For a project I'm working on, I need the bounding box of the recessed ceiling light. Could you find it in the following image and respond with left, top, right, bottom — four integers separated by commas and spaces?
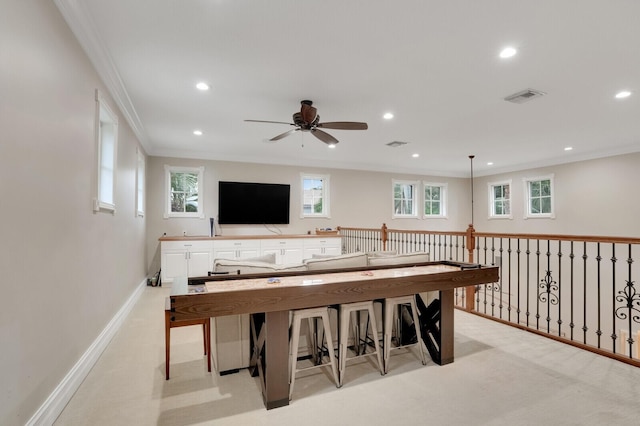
487, 162, 494, 166
412, 153, 420, 158
383, 112, 394, 120
499, 47, 517, 58
615, 90, 631, 99
564, 146, 573, 151
193, 130, 203, 136
328, 143, 336, 149
196, 82, 210, 91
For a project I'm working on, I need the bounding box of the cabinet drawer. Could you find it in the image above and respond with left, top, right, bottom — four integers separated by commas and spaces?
214, 239, 261, 250
162, 240, 213, 251
261, 239, 303, 249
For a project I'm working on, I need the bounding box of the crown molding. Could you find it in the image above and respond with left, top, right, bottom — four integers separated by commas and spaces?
54, 0, 148, 150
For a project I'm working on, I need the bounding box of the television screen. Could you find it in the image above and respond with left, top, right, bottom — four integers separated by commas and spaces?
218, 181, 290, 225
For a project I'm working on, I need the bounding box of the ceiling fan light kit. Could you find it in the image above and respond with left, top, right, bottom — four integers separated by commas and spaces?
246, 100, 368, 145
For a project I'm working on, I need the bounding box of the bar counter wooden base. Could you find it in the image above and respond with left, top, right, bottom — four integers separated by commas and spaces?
172, 261, 498, 409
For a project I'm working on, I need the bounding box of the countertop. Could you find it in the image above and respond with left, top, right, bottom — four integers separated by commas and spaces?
159, 233, 341, 241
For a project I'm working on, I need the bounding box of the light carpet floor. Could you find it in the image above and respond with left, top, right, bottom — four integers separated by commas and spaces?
54, 285, 640, 425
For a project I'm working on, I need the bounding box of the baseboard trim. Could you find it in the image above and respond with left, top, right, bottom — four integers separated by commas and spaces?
26, 279, 147, 426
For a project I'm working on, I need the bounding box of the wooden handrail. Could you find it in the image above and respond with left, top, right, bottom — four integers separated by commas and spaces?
339, 223, 640, 368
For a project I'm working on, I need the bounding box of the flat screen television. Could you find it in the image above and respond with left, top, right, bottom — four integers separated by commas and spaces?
218, 181, 291, 225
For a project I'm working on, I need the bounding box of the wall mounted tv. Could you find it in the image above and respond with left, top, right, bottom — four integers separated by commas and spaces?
218, 181, 291, 225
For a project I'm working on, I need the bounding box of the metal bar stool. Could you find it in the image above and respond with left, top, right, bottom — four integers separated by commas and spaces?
289, 306, 340, 400
337, 301, 384, 386
383, 295, 427, 373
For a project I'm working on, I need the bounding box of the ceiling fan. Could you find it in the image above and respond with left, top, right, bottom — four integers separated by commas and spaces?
245, 100, 368, 145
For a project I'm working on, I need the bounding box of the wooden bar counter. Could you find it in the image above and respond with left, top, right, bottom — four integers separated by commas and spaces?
169, 261, 498, 409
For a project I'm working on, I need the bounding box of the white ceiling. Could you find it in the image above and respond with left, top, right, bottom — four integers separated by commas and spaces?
57, 0, 640, 177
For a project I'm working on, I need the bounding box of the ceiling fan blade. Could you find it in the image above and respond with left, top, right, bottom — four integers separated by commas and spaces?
245, 119, 294, 126
270, 128, 299, 141
317, 121, 368, 130
311, 128, 339, 145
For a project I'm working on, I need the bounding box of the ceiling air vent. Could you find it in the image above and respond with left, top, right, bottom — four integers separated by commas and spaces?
386, 141, 409, 148
504, 89, 546, 104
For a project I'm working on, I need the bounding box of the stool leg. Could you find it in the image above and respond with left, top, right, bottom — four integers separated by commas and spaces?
289, 315, 302, 400
320, 311, 340, 388
338, 307, 350, 386
383, 300, 393, 374
367, 305, 385, 375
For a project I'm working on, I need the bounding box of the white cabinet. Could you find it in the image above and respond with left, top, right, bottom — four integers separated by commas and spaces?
261, 239, 304, 264
160, 236, 342, 283
213, 239, 261, 260
303, 237, 342, 259
161, 241, 213, 283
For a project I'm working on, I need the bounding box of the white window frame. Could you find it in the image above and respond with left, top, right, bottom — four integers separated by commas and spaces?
135, 147, 145, 217
488, 180, 512, 219
523, 174, 555, 219
423, 181, 448, 219
392, 179, 419, 218
94, 89, 118, 214
300, 173, 331, 218
164, 165, 205, 219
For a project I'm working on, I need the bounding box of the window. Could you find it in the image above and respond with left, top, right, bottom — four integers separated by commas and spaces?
489, 180, 512, 219
524, 175, 554, 218
423, 182, 447, 218
164, 165, 204, 218
94, 90, 118, 213
393, 180, 418, 218
301, 174, 330, 217
136, 148, 145, 217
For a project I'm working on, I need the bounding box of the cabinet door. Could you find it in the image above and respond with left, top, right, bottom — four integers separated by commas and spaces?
237, 248, 260, 259
261, 248, 281, 262
323, 245, 342, 256
188, 250, 213, 277
281, 247, 304, 263
213, 248, 237, 261
262, 239, 304, 263
303, 237, 342, 259
162, 251, 188, 282
214, 240, 261, 260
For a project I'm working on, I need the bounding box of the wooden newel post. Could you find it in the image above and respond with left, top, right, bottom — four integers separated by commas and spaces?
381, 223, 388, 251
465, 224, 476, 311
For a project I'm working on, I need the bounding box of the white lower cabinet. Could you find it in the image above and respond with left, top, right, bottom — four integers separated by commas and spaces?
210, 314, 251, 374
212, 239, 261, 261
261, 239, 304, 264
161, 241, 213, 283
302, 237, 342, 259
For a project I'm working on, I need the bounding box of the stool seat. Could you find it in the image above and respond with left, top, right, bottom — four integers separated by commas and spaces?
383, 295, 427, 373
337, 301, 384, 386
289, 306, 340, 400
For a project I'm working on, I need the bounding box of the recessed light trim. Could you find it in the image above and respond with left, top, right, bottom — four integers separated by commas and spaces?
615, 90, 631, 99
193, 130, 203, 136
499, 47, 517, 58
196, 82, 210, 91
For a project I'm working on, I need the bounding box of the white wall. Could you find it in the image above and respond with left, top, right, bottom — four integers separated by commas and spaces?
145, 157, 471, 271
472, 153, 640, 238
0, 1, 146, 424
